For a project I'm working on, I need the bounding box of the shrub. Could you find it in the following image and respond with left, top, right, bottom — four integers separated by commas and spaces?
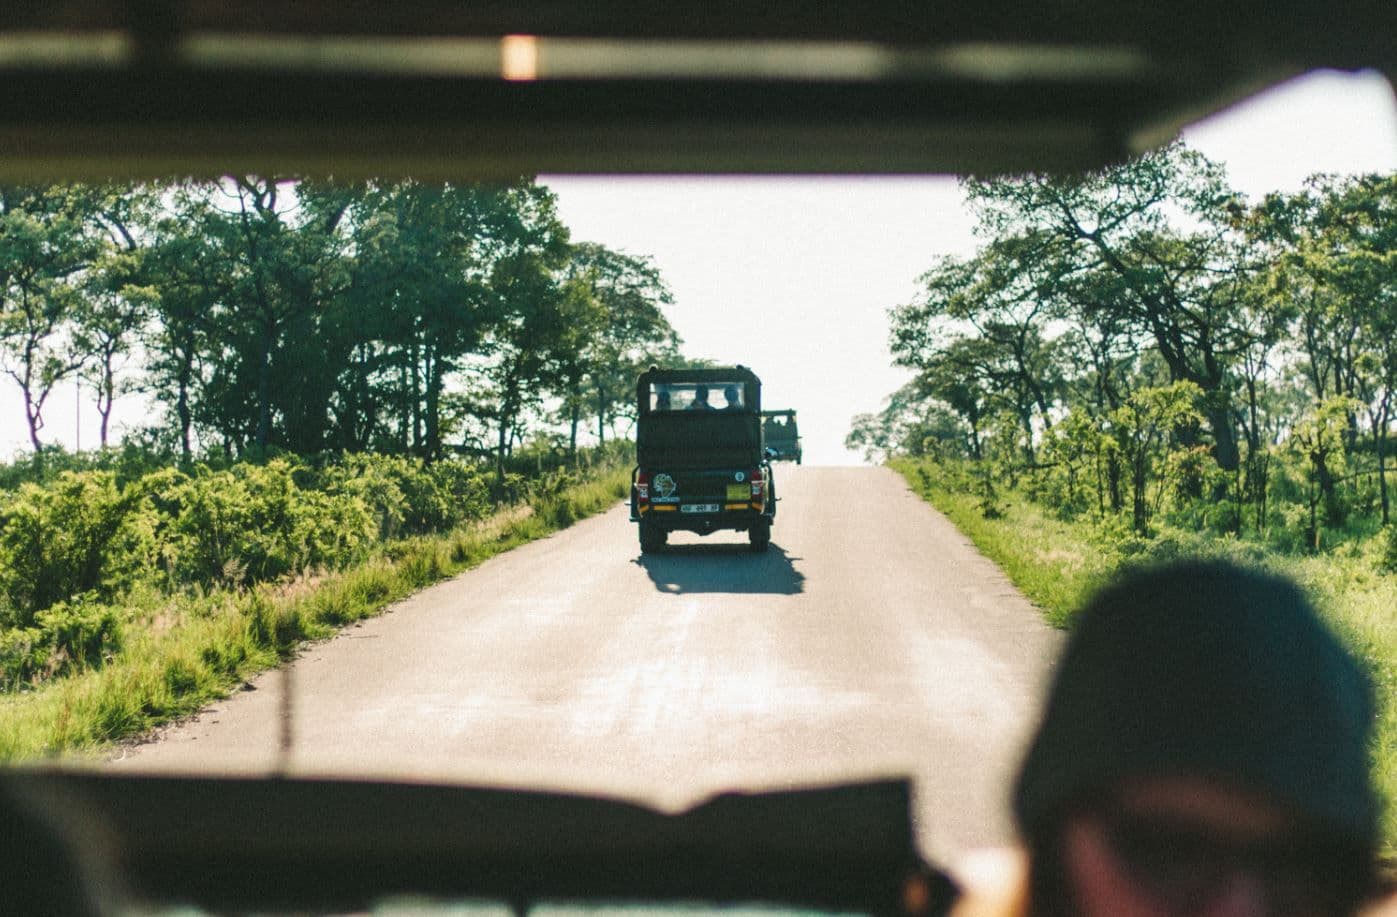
168, 460, 326, 586
35, 595, 124, 675
0, 626, 45, 689
0, 471, 159, 625
319, 453, 491, 539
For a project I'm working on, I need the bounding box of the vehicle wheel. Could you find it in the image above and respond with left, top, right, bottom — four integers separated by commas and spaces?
639, 523, 667, 554
748, 520, 771, 553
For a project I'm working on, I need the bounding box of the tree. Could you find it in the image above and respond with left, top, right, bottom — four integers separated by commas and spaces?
1288, 396, 1362, 547
964, 143, 1264, 475
336, 181, 524, 458
846, 381, 971, 463
1106, 381, 1204, 534
557, 242, 681, 454
1257, 174, 1397, 526
141, 188, 231, 462
178, 177, 351, 456
891, 250, 1060, 466
470, 184, 572, 475
72, 186, 159, 449
0, 186, 109, 454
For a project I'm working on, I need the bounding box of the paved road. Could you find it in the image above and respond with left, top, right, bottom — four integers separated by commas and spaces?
114, 466, 1063, 867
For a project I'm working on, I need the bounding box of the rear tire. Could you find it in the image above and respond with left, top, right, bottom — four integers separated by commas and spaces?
639, 522, 667, 554
748, 520, 771, 553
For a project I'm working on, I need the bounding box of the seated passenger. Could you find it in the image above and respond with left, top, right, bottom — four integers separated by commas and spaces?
957, 560, 1383, 917
654, 390, 672, 411
687, 384, 714, 410
722, 385, 743, 411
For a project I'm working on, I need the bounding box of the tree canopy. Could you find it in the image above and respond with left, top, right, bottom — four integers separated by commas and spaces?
0, 178, 685, 467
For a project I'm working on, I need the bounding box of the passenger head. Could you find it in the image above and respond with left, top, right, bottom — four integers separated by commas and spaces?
1014, 560, 1378, 917
693, 384, 709, 404
723, 385, 740, 408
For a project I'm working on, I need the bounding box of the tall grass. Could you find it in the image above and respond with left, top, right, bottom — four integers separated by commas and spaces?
0, 467, 631, 761
892, 457, 1397, 857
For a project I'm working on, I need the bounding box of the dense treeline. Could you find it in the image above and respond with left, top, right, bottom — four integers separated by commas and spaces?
850, 144, 1396, 563
0, 178, 681, 469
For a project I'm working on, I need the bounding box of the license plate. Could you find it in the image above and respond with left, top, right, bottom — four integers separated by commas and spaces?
681, 503, 720, 513
726, 484, 749, 501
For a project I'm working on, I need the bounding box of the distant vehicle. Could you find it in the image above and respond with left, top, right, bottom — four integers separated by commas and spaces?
761, 410, 803, 464
630, 366, 777, 553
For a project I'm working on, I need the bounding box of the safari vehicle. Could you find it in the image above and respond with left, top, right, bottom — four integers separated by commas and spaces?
630, 366, 777, 553
0, 2, 1392, 917
761, 410, 803, 464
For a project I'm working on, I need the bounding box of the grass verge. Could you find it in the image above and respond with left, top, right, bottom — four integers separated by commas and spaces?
0, 466, 631, 761
891, 457, 1397, 857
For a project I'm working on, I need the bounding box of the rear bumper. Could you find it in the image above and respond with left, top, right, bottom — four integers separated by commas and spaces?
634, 504, 771, 533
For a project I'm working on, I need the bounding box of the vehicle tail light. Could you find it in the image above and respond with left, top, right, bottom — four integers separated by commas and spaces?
750, 467, 764, 498
636, 470, 650, 505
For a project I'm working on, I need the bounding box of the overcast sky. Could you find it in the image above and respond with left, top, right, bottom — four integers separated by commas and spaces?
3, 70, 1395, 463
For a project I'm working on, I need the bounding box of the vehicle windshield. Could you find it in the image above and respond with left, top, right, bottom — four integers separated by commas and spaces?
0, 64, 1393, 916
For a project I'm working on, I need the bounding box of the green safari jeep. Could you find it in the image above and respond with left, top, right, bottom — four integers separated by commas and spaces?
629, 366, 777, 553
760, 410, 802, 464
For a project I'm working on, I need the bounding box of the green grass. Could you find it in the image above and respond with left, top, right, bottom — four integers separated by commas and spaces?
891, 457, 1397, 858
0, 466, 631, 761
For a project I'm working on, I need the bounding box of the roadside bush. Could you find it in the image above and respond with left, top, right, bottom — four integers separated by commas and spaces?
0, 471, 159, 626
0, 626, 45, 689
35, 594, 124, 675
320, 454, 491, 539
427, 459, 491, 529
168, 460, 359, 586
319, 454, 411, 540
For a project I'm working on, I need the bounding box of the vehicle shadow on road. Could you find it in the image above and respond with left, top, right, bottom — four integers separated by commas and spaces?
634, 544, 806, 595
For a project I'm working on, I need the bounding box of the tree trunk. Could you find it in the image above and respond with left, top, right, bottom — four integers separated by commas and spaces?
1131, 453, 1148, 534
97, 349, 116, 448
1377, 397, 1391, 527
253, 322, 275, 454
24, 386, 43, 454
424, 345, 442, 463
176, 351, 194, 464
410, 340, 423, 455
569, 394, 580, 457
1107, 452, 1123, 512
595, 383, 607, 446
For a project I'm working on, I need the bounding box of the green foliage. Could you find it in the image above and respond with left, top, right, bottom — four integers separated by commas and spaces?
1, 179, 682, 470
34, 595, 124, 675
0, 626, 45, 689
1383, 524, 1397, 574
0, 470, 159, 625
870, 151, 1397, 574
166, 460, 350, 586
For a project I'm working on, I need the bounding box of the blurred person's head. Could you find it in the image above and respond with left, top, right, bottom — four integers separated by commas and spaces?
1013, 560, 1379, 917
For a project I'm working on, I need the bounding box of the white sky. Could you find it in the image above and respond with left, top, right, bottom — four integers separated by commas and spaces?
3, 69, 1395, 464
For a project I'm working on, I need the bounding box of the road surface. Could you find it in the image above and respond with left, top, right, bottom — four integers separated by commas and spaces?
114, 465, 1063, 867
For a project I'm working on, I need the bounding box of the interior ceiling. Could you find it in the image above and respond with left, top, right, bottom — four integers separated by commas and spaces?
0, 1, 1392, 179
